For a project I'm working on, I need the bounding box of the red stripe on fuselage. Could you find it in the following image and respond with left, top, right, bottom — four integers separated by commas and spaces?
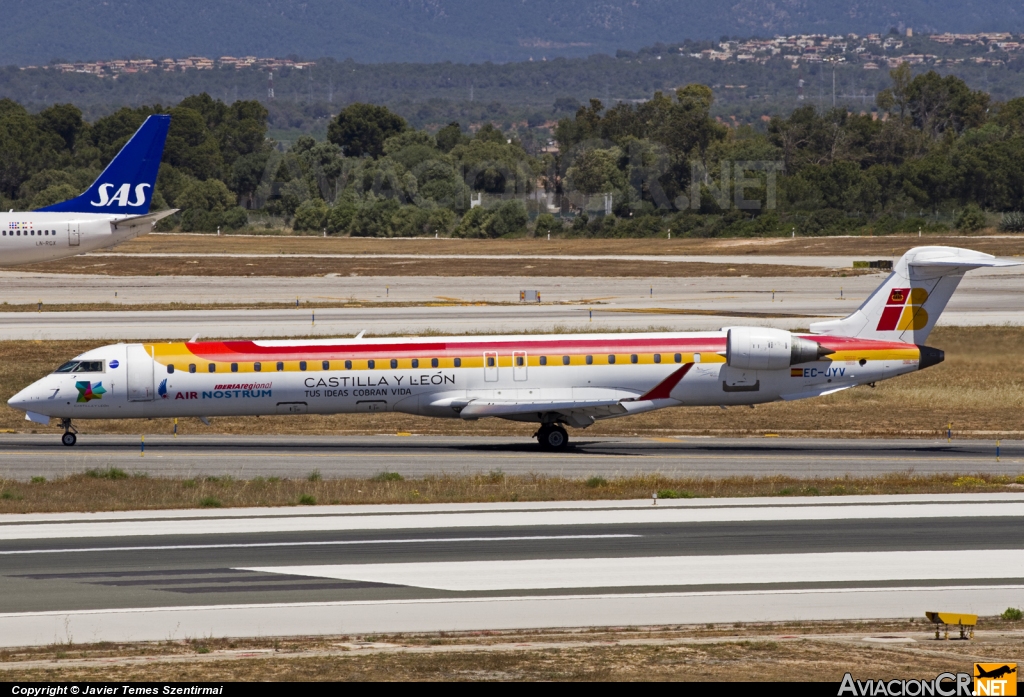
185, 337, 729, 361
180, 334, 916, 362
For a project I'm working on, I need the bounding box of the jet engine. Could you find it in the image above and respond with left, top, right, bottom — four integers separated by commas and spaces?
726, 327, 834, 371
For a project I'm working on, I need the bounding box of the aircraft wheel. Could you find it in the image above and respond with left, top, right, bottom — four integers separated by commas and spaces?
538, 425, 569, 450
61, 432, 77, 447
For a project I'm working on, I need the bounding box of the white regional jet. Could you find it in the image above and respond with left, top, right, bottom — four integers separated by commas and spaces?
0, 115, 174, 266
7, 246, 1016, 448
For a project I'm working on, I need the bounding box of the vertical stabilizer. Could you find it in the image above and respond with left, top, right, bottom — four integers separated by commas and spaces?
809, 246, 1019, 344
36, 114, 171, 215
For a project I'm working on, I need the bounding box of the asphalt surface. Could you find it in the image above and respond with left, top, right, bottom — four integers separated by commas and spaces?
3, 266, 1023, 339
0, 435, 1019, 480
0, 494, 1022, 645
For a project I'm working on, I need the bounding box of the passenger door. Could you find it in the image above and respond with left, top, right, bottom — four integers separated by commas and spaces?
126, 344, 155, 401
67, 223, 80, 247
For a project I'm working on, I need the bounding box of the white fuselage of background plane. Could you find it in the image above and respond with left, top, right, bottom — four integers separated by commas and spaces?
0, 212, 150, 266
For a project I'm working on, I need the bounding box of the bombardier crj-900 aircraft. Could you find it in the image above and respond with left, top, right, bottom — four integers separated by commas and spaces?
8, 246, 1017, 448
0, 115, 173, 266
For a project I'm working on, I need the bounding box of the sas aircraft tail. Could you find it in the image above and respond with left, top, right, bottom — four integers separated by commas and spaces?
36, 114, 171, 215
809, 246, 1018, 344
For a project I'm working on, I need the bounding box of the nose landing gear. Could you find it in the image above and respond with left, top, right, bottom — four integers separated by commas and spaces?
535, 424, 569, 450
60, 418, 78, 447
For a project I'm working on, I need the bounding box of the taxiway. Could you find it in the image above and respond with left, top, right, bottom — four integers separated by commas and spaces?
0, 435, 1018, 480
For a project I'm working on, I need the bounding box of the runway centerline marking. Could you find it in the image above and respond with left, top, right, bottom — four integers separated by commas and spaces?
0, 534, 639, 556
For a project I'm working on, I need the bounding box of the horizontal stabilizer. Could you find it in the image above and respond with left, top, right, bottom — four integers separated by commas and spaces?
111, 209, 178, 231
809, 246, 1020, 344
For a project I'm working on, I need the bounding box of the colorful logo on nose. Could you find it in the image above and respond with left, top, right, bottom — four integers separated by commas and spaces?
75, 381, 106, 403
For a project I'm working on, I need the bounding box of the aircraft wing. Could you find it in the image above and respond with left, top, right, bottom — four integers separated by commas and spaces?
459, 398, 628, 420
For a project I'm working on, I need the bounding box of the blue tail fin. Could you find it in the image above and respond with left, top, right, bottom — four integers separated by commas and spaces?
36, 114, 171, 215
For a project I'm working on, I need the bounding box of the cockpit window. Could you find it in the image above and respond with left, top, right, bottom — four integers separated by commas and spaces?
54, 360, 104, 373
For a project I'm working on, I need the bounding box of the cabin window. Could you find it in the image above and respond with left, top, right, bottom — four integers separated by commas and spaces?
431, 358, 439, 368
189, 364, 197, 373
390, 358, 398, 369
453, 358, 461, 367
345, 360, 352, 370
487, 356, 495, 368
654, 354, 661, 364
585, 355, 593, 365
322, 360, 330, 370
299, 361, 307, 371
630, 354, 638, 364
276, 362, 284, 371
208, 364, 216, 373
368, 360, 375, 369
167, 365, 175, 374
516, 355, 525, 367
231, 363, 238, 373
254, 362, 262, 372
607, 355, 615, 364
674, 353, 682, 363
562, 355, 570, 365
411, 359, 419, 368
539, 356, 547, 366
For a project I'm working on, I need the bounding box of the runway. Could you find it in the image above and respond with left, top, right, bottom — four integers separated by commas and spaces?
0, 434, 1018, 480
0, 494, 1021, 646
2, 267, 1023, 338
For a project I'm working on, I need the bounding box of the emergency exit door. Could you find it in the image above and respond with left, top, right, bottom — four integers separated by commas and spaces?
68, 223, 80, 247
483, 351, 498, 382
513, 351, 527, 381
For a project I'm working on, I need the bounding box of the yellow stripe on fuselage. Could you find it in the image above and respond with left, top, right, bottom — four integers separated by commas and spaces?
147, 343, 920, 374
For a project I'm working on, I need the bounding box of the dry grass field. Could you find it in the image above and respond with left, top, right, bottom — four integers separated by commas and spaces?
109, 232, 1024, 258
13, 232, 1024, 276
2, 621, 1021, 681
18, 257, 853, 277
2, 471, 1022, 514
2, 326, 1022, 439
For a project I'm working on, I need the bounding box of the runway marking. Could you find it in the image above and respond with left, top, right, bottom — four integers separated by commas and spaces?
0, 534, 639, 556
5, 584, 1024, 620
3, 502, 1023, 541
243, 550, 1024, 592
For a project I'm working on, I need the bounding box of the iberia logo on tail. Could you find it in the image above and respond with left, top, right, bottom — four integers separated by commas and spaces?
75, 381, 106, 403
877, 287, 929, 331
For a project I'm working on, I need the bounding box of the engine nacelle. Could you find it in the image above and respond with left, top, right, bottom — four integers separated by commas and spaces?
726, 327, 833, 370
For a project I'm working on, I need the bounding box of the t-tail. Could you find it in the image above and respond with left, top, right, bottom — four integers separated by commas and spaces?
810, 246, 1019, 345
35, 114, 171, 215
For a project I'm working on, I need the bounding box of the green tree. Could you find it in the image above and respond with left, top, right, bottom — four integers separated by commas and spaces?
328, 103, 407, 158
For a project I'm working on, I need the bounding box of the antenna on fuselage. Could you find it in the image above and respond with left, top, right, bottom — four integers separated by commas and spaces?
188, 333, 201, 343
354, 330, 366, 339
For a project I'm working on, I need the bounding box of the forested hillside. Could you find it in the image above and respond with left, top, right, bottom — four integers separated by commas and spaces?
5, 0, 1024, 65
2, 66, 1023, 239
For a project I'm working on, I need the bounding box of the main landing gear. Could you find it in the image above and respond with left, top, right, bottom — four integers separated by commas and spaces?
536, 424, 569, 450
60, 418, 77, 447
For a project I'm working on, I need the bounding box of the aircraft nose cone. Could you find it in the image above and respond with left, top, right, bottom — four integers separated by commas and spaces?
8, 385, 40, 411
